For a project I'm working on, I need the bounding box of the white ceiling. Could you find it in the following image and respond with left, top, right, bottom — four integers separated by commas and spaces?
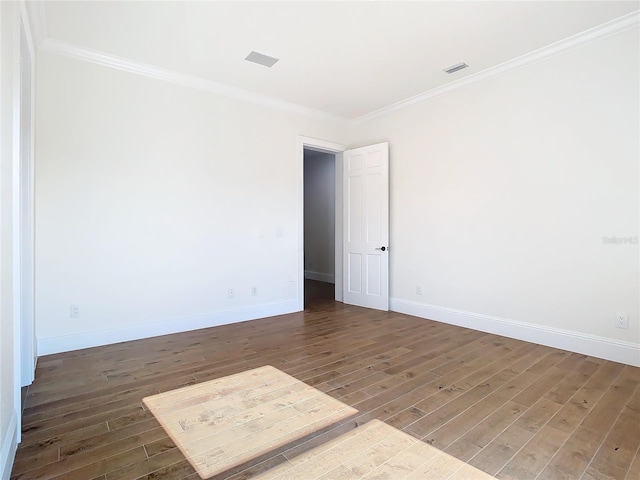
40, 1, 639, 119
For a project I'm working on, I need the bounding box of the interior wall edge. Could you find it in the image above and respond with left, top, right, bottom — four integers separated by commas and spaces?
0, 411, 17, 480
36, 300, 298, 356
391, 298, 640, 367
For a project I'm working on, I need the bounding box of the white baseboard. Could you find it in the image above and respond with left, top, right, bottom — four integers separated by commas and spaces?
391, 298, 640, 367
1, 411, 18, 480
37, 300, 299, 356
36, 296, 640, 365
304, 270, 335, 284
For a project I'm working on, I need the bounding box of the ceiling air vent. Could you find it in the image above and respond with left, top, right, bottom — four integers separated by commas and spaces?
444, 62, 469, 74
245, 51, 279, 68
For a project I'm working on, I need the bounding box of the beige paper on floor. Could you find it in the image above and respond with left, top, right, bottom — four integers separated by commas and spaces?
143, 365, 358, 479
255, 420, 496, 480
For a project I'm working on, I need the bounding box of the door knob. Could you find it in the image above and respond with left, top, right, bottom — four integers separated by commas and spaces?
376, 246, 387, 251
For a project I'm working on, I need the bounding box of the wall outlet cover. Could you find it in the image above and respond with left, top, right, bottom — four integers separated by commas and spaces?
616, 312, 629, 329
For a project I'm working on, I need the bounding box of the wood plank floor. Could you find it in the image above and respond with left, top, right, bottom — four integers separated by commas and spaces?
11, 291, 640, 479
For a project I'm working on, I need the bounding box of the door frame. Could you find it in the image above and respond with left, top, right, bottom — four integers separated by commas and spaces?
297, 136, 347, 310
7, 2, 37, 448
17, 8, 36, 387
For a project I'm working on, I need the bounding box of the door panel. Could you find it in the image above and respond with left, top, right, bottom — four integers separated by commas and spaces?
348, 253, 363, 293
366, 172, 382, 243
366, 254, 382, 295
343, 142, 389, 310
347, 175, 363, 242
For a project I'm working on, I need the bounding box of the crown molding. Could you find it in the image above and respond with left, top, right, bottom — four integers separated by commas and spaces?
40, 37, 349, 124
37, 10, 638, 125
356, 10, 640, 124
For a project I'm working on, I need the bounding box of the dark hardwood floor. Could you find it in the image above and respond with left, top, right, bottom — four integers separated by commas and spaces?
11, 293, 640, 479
304, 279, 335, 306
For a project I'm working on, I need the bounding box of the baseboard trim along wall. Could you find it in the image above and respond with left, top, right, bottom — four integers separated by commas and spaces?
37, 297, 639, 365
37, 300, 299, 356
391, 298, 640, 367
304, 270, 336, 284
1, 412, 18, 480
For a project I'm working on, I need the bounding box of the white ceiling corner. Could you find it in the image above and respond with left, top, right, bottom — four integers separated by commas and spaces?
357, 9, 640, 123
37, 1, 640, 122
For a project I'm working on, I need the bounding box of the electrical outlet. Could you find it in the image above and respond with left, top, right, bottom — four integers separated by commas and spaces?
416, 285, 423, 295
616, 312, 629, 329
227, 288, 235, 299
251, 286, 258, 296
70, 305, 79, 318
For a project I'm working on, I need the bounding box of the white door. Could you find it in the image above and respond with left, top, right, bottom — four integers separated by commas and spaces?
343, 142, 389, 310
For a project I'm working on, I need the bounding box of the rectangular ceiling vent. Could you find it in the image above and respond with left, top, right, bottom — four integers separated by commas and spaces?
444, 62, 469, 74
245, 51, 279, 68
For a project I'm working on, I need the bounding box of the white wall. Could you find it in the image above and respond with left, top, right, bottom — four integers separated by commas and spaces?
34, 20, 639, 366
35, 51, 348, 354
350, 26, 640, 365
304, 151, 335, 283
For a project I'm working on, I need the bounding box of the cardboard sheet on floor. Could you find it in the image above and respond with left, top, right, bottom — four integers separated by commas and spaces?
255, 419, 496, 479
143, 365, 357, 479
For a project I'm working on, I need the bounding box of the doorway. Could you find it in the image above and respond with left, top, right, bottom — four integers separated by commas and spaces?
298, 138, 390, 312
304, 149, 336, 307
297, 137, 347, 311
